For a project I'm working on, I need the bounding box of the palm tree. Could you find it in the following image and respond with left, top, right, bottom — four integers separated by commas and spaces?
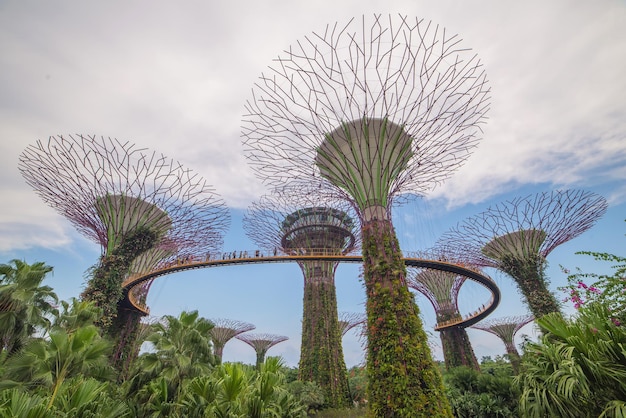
126, 310, 216, 410
0, 324, 114, 408
0, 259, 58, 355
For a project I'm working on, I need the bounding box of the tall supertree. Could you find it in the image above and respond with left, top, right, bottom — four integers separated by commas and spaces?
18, 134, 230, 372
241, 14, 490, 416
438, 190, 607, 319
407, 251, 482, 371
243, 190, 359, 408
471, 315, 534, 374
235, 333, 288, 370
209, 318, 256, 363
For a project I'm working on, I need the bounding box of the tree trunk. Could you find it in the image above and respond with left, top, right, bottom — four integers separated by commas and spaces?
362, 219, 452, 417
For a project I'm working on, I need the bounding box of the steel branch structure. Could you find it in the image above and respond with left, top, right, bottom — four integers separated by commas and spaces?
438, 189, 607, 318
242, 14, 490, 220
19, 135, 229, 260
18, 134, 230, 371
407, 249, 481, 370
471, 315, 534, 374
209, 318, 256, 363
19, 135, 230, 305
243, 189, 358, 407
241, 14, 490, 415
235, 332, 288, 370
338, 312, 366, 337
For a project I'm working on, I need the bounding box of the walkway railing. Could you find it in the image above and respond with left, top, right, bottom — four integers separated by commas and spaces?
123, 250, 500, 330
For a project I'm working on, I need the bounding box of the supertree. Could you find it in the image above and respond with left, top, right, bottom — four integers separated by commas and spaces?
209, 318, 256, 363
235, 333, 288, 370
243, 189, 359, 408
241, 14, 490, 416
18, 134, 230, 372
407, 250, 482, 371
338, 312, 366, 338
471, 315, 534, 374
438, 189, 607, 320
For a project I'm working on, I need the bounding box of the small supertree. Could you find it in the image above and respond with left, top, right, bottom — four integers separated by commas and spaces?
236, 333, 288, 370
338, 312, 366, 338
242, 14, 490, 416
407, 254, 481, 371
439, 190, 607, 319
471, 315, 534, 374
19, 134, 230, 372
243, 190, 358, 408
209, 318, 256, 363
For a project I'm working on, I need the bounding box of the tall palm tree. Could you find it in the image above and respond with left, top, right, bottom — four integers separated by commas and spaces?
0, 259, 58, 355
126, 310, 216, 408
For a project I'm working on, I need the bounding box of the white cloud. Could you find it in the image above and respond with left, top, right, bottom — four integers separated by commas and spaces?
1, 0, 624, 251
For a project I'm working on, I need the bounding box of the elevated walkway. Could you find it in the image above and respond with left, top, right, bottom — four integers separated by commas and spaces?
122, 249, 500, 330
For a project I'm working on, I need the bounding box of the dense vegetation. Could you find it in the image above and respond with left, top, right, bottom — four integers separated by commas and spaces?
0, 221, 623, 416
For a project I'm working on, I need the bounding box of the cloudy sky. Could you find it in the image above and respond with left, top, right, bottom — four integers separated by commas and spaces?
1, 0, 625, 367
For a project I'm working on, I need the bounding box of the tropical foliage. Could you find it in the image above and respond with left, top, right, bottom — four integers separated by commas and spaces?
0, 259, 58, 356
516, 303, 626, 417
560, 233, 626, 322
444, 361, 519, 418
362, 219, 452, 417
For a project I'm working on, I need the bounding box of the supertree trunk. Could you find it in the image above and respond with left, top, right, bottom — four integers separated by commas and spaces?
500, 254, 561, 319
439, 327, 480, 371
110, 307, 143, 379
362, 219, 452, 417
82, 226, 158, 335
299, 262, 350, 408
503, 342, 522, 374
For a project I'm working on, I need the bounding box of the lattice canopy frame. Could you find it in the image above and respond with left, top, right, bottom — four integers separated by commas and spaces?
236, 332, 289, 369
439, 190, 607, 267
242, 14, 491, 221
19, 135, 231, 265
243, 188, 360, 258
438, 189, 607, 318
471, 314, 535, 374
338, 311, 367, 337
209, 318, 256, 362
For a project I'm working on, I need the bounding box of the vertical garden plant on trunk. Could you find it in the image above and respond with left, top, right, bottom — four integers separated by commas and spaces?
19, 134, 230, 373
242, 14, 490, 416
438, 190, 607, 320
244, 196, 358, 408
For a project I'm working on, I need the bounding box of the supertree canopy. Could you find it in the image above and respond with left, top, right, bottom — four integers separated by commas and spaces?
19, 134, 230, 372
471, 315, 534, 374
243, 189, 359, 408
407, 250, 482, 371
242, 14, 490, 416
209, 318, 256, 363
338, 311, 366, 338
19, 135, 230, 260
438, 189, 607, 319
235, 333, 288, 370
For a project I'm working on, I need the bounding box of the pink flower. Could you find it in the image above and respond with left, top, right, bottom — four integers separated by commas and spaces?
611, 318, 621, 327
